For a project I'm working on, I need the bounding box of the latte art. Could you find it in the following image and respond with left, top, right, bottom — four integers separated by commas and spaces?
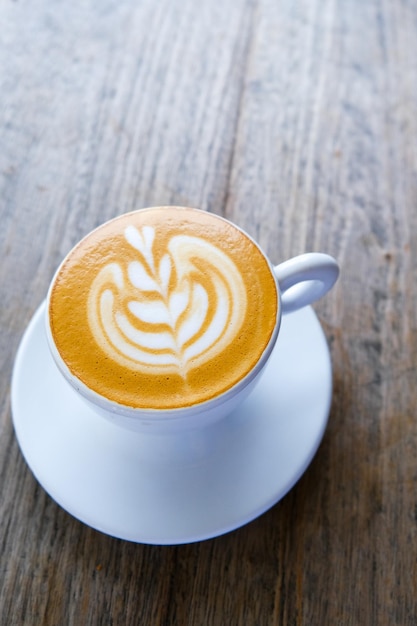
88, 225, 247, 377
48, 207, 278, 409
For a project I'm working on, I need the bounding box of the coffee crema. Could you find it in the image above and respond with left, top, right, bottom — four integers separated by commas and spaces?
48, 207, 278, 409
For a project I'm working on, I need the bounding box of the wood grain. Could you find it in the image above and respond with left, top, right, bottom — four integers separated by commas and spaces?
1, 0, 417, 623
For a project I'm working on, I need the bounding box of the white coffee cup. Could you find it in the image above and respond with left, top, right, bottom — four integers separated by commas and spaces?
46, 210, 339, 434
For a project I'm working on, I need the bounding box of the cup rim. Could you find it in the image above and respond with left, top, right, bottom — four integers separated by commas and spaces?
45, 206, 282, 420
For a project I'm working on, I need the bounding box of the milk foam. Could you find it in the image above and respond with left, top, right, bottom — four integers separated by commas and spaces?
88, 225, 247, 377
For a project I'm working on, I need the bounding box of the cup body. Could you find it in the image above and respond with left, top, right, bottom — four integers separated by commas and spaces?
45, 207, 338, 433
46, 309, 280, 433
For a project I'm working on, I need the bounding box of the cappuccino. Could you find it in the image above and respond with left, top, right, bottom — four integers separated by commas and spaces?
48, 207, 278, 409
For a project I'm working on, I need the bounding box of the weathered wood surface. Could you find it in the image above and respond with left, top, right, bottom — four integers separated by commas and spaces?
1, 0, 417, 623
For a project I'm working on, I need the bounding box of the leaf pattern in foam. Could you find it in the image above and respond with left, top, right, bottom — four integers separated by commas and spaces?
128, 300, 171, 325
176, 283, 208, 348
128, 260, 159, 292
169, 281, 191, 326
125, 225, 155, 271
158, 254, 171, 296
88, 225, 247, 375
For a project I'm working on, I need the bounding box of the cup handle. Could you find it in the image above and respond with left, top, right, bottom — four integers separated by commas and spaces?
274, 253, 339, 314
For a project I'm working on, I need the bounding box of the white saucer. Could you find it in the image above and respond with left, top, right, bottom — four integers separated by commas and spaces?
11, 301, 332, 545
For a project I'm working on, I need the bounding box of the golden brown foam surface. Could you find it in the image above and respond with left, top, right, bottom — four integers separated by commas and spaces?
49, 207, 278, 409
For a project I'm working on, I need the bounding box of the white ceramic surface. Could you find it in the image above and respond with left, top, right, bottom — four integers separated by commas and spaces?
11, 301, 333, 545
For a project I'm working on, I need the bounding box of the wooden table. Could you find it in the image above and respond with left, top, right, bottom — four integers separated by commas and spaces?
1, 0, 416, 623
